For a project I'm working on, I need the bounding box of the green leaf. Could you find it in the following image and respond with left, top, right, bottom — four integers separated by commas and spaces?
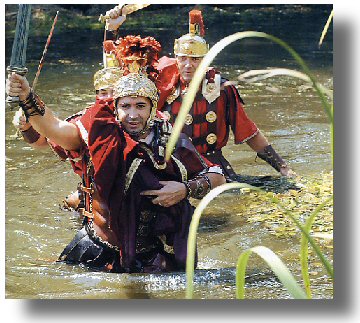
236, 246, 308, 299
186, 183, 260, 299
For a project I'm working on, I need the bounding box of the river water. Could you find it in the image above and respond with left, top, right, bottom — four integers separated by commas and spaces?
4, 5, 333, 299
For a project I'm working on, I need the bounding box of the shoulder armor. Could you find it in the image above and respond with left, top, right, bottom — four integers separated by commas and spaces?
166, 86, 181, 104
202, 69, 221, 103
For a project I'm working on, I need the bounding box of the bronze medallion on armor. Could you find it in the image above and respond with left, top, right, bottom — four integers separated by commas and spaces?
206, 83, 216, 92
206, 133, 217, 145
185, 114, 193, 125
206, 111, 217, 123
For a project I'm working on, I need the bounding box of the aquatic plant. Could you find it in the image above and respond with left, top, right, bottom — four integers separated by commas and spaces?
185, 181, 332, 299
185, 183, 260, 299
164, 31, 333, 299
235, 246, 307, 299
319, 9, 333, 48
299, 196, 333, 298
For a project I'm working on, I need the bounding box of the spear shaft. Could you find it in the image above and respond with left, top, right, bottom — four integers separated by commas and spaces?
32, 11, 59, 90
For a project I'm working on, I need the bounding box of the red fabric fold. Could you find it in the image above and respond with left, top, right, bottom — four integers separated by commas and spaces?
82, 99, 138, 269
156, 56, 180, 110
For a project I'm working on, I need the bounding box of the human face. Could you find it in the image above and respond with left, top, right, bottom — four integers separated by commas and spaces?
116, 96, 152, 136
176, 55, 202, 84
97, 88, 114, 99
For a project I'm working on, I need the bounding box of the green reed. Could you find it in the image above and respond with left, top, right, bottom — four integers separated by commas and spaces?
165, 31, 333, 299
185, 183, 260, 299
299, 196, 334, 298
185, 183, 333, 299
319, 9, 334, 48
236, 246, 307, 299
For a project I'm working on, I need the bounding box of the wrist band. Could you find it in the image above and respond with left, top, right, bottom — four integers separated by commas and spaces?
19, 90, 46, 121
184, 174, 212, 199
21, 125, 41, 144
256, 145, 288, 172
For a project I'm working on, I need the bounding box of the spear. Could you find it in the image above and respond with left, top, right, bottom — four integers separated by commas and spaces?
13, 10, 59, 138
32, 10, 59, 90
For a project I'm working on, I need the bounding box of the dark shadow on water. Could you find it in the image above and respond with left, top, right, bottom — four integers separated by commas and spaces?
231, 174, 300, 193
198, 216, 230, 233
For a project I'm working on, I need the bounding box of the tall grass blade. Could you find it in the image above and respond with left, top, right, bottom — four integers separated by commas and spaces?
238, 68, 333, 100
185, 183, 260, 299
166, 31, 333, 160
319, 10, 334, 48
300, 196, 333, 298
272, 197, 334, 279
236, 246, 308, 299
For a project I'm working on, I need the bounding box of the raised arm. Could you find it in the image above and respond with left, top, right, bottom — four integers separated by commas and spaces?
6, 73, 82, 151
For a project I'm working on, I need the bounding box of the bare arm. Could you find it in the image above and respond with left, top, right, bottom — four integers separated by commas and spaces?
246, 131, 269, 152
7, 73, 82, 151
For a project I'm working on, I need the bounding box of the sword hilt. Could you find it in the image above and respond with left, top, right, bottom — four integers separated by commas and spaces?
6, 66, 28, 106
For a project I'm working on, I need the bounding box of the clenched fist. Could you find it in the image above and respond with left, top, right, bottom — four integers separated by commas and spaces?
6, 73, 31, 101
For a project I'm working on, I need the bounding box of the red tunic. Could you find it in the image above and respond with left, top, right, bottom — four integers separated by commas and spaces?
156, 57, 259, 155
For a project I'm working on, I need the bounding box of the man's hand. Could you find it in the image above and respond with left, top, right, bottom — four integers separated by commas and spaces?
280, 166, 297, 177
6, 73, 31, 101
140, 181, 187, 207
12, 109, 31, 131
105, 6, 126, 31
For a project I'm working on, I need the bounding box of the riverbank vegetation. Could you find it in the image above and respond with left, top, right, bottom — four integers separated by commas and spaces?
5, 4, 332, 38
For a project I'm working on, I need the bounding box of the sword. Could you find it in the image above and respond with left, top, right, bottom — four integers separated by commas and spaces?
6, 4, 32, 105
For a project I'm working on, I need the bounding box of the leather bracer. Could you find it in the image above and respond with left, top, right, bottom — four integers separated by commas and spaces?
256, 145, 287, 172
184, 175, 212, 199
19, 90, 46, 121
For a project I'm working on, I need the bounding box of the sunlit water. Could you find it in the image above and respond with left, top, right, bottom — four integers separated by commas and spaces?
5, 5, 333, 299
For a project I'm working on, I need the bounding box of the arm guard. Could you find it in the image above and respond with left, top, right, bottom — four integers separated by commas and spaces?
105, 29, 118, 41
256, 144, 288, 172
184, 175, 212, 199
19, 90, 46, 121
21, 125, 40, 144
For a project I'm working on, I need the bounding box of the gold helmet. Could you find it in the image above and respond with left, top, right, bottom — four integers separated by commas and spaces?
113, 71, 159, 122
93, 67, 124, 91
112, 36, 161, 135
174, 9, 209, 57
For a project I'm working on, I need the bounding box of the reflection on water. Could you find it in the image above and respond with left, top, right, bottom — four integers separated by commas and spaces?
5, 5, 333, 299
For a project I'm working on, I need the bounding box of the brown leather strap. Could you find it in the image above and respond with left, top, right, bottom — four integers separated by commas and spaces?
184, 175, 211, 199
21, 126, 40, 144
78, 208, 94, 219
256, 145, 287, 172
78, 183, 94, 195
